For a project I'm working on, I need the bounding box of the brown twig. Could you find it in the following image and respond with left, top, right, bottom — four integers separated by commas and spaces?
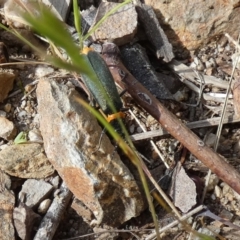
101, 43, 240, 195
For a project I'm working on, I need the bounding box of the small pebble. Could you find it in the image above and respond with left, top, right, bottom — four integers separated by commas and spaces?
21, 100, 26, 108
233, 190, 240, 201
146, 115, 156, 127
28, 129, 43, 142
201, 54, 208, 63
211, 193, 216, 200
25, 84, 35, 93
4, 103, 11, 113
0, 110, 7, 117
205, 61, 212, 69
225, 44, 231, 51
35, 66, 54, 78
190, 61, 197, 69
214, 185, 222, 198
219, 209, 233, 220
217, 46, 224, 53
136, 127, 142, 133
195, 57, 205, 71
205, 67, 213, 76
226, 192, 234, 202
221, 183, 230, 195
25, 105, 32, 113
231, 53, 240, 69
129, 124, 135, 134
205, 174, 219, 191
49, 175, 60, 188
173, 91, 187, 102
65, 81, 75, 88
38, 199, 52, 214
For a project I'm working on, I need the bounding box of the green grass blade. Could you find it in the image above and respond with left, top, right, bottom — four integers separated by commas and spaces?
13, 2, 160, 238
46, 55, 90, 75
22, 4, 80, 58
0, 22, 41, 55
73, 0, 82, 48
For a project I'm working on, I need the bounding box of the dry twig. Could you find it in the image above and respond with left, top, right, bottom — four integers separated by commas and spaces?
101, 43, 240, 195
34, 181, 72, 240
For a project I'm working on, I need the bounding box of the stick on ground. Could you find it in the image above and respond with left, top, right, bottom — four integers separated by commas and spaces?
33, 181, 72, 240
101, 42, 240, 195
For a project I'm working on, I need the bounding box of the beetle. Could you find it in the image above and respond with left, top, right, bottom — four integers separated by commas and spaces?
81, 47, 125, 136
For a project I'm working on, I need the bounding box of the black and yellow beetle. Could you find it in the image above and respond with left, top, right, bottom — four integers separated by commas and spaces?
81, 46, 125, 135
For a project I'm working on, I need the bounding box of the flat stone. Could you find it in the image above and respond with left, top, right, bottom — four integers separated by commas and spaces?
0, 143, 54, 178
0, 72, 15, 102
0, 117, 17, 140
90, 2, 138, 46
81, 5, 97, 35
135, 3, 174, 62
36, 79, 144, 226
169, 163, 197, 213
13, 203, 41, 240
120, 44, 174, 100
145, 0, 240, 51
19, 179, 53, 208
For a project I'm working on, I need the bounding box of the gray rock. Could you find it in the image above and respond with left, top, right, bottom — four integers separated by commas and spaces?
120, 44, 174, 100
36, 79, 144, 226
135, 2, 174, 62
19, 179, 53, 208
169, 163, 197, 213
90, 2, 138, 46
13, 203, 41, 240
0, 110, 7, 117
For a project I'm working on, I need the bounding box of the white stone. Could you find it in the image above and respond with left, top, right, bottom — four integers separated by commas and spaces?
28, 129, 43, 142
214, 185, 222, 198
38, 199, 52, 214
35, 66, 54, 78
0, 117, 16, 140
